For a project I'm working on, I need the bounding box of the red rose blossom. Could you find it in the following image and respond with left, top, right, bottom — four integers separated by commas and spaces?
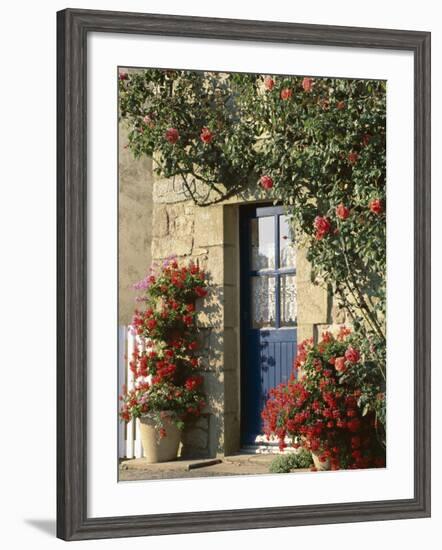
165, 127, 180, 144
302, 77, 314, 92
280, 88, 293, 100
369, 198, 383, 214
334, 356, 346, 373
336, 203, 350, 220
200, 127, 213, 144
119, 72, 129, 81
260, 175, 274, 190
336, 100, 346, 110
264, 76, 275, 90
313, 216, 331, 240
345, 346, 360, 364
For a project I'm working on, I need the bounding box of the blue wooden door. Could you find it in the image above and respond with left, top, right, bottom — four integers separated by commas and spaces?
240, 205, 297, 445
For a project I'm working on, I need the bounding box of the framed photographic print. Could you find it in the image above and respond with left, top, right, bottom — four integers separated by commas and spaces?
57, 8, 431, 541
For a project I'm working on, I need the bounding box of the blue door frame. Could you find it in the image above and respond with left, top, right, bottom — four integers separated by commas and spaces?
240, 204, 297, 445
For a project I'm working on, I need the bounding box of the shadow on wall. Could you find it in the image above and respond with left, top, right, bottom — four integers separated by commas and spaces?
181, 272, 224, 459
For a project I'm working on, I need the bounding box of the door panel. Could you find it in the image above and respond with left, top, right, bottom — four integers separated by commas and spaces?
240, 205, 297, 445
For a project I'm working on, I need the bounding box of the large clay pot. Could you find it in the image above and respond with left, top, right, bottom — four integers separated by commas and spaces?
311, 451, 331, 471
138, 412, 181, 463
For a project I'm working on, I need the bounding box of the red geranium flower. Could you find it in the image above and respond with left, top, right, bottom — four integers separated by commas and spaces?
165, 127, 180, 144
195, 286, 207, 298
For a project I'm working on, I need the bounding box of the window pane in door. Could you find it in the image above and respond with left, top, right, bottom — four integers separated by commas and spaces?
280, 274, 297, 326
251, 276, 276, 328
250, 217, 275, 271
279, 215, 296, 269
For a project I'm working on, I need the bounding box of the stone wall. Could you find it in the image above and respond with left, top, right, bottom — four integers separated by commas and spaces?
118, 124, 154, 325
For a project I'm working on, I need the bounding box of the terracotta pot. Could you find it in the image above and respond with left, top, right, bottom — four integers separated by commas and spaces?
138, 412, 181, 463
311, 451, 331, 471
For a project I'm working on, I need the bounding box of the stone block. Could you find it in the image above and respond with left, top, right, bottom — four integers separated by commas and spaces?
151, 235, 193, 259
151, 205, 168, 238
152, 177, 188, 204
223, 206, 238, 246
223, 328, 239, 371
174, 215, 194, 236
223, 285, 237, 328
223, 412, 241, 455
223, 246, 237, 286
297, 280, 329, 324
194, 205, 224, 247
180, 414, 210, 458
224, 370, 240, 414
297, 324, 314, 343
205, 246, 224, 285
296, 246, 312, 283
203, 371, 224, 413
196, 285, 223, 329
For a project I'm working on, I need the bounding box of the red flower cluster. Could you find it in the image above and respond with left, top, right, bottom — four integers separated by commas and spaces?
262, 330, 386, 470
120, 259, 208, 433
313, 216, 331, 240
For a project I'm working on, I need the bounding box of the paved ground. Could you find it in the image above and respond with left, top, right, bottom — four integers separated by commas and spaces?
119, 453, 309, 481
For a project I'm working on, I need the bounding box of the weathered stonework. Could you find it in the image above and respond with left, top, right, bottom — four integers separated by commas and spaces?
118, 124, 153, 325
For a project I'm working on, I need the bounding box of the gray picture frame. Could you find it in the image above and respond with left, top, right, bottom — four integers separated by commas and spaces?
57, 8, 431, 541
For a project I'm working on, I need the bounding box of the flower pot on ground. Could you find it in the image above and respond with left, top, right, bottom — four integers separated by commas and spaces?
139, 412, 181, 463
119, 258, 208, 464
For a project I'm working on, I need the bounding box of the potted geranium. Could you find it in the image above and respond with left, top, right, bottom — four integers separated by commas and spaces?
119, 257, 208, 463
261, 327, 386, 471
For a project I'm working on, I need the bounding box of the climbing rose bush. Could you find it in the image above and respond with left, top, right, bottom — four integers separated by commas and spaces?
119, 69, 387, 434
119, 258, 208, 436
119, 69, 386, 351
261, 328, 386, 470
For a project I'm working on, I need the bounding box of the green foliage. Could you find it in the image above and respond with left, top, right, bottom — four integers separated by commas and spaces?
269, 448, 313, 473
